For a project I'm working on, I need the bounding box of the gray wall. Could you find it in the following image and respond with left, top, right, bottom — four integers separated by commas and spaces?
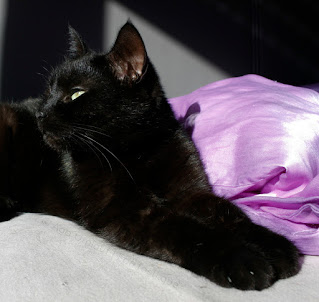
0, 0, 318, 101
104, 1, 229, 98
0, 0, 229, 100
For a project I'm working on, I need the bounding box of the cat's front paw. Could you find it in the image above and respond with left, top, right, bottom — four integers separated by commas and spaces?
209, 243, 275, 290
187, 226, 301, 290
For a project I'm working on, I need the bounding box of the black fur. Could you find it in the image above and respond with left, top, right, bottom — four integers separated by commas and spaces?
0, 22, 301, 290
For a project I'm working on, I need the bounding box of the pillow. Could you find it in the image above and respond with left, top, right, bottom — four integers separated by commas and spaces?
168, 74, 319, 255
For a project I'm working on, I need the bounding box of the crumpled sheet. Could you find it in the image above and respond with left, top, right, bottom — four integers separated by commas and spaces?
169, 74, 319, 255
1, 213, 318, 302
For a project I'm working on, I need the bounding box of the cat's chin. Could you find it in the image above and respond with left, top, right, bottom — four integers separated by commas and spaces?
43, 133, 66, 152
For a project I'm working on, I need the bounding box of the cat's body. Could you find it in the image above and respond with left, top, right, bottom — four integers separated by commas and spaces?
0, 23, 300, 290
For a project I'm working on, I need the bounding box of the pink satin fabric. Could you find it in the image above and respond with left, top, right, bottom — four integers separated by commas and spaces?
169, 75, 319, 255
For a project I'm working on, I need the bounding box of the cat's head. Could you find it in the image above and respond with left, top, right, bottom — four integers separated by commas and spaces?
37, 22, 169, 154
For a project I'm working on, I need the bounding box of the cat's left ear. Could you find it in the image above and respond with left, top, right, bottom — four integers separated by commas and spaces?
107, 22, 147, 83
67, 25, 88, 59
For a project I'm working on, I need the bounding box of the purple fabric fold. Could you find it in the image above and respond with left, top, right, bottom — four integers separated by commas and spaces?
168, 74, 319, 255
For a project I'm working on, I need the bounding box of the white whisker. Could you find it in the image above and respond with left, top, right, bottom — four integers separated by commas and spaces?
73, 123, 111, 133
72, 133, 102, 169
77, 132, 135, 183
72, 124, 111, 138
72, 133, 112, 172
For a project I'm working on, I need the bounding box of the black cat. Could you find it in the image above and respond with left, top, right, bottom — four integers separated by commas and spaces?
2, 22, 300, 290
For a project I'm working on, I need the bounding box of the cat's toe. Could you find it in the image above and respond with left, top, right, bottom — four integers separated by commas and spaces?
212, 246, 275, 290
263, 235, 301, 280
249, 225, 301, 281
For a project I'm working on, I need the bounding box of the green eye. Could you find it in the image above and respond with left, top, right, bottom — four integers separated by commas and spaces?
71, 90, 86, 100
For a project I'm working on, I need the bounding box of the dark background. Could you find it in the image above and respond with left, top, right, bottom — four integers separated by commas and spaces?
1, 0, 319, 101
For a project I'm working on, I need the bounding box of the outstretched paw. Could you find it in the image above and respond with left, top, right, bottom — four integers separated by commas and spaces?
188, 225, 301, 290
211, 244, 274, 290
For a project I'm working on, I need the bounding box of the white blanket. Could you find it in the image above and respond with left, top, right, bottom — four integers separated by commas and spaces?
0, 213, 318, 301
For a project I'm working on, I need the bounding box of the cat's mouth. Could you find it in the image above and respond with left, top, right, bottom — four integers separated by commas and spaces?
43, 132, 65, 151
37, 119, 70, 151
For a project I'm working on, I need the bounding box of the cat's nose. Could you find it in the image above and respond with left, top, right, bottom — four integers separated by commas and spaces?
35, 111, 46, 120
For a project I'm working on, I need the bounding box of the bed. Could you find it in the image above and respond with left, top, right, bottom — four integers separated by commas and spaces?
1, 75, 318, 301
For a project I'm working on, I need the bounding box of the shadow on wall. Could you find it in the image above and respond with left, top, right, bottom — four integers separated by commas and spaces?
1, 0, 104, 102
117, 0, 319, 86
1, 0, 319, 101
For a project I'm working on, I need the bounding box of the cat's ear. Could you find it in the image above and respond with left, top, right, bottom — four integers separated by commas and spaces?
67, 25, 88, 59
108, 22, 147, 83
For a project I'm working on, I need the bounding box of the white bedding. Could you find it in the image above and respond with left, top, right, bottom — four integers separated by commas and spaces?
0, 213, 318, 302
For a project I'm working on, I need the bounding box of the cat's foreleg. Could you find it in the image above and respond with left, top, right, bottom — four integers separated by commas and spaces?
170, 193, 301, 289
99, 202, 300, 290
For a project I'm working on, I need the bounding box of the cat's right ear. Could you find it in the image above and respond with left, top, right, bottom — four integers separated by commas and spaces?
107, 22, 147, 84
67, 25, 88, 59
